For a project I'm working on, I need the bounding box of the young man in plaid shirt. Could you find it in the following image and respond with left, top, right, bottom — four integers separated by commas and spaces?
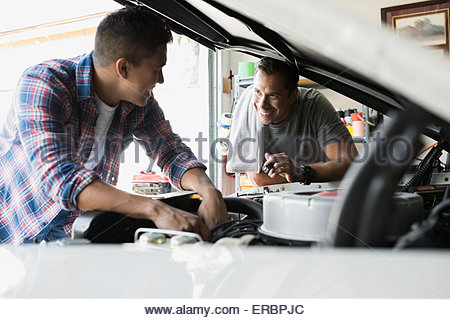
0, 7, 227, 244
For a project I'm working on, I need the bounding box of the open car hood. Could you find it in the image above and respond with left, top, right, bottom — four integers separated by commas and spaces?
117, 0, 450, 146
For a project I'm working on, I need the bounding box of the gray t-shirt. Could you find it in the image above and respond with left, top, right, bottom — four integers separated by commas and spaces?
264, 87, 349, 165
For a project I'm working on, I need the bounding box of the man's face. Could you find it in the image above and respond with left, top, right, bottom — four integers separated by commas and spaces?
253, 70, 297, 125
123, 44, 167, 106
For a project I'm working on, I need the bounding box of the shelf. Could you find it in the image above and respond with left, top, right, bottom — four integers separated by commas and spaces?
235, 76, 254, 88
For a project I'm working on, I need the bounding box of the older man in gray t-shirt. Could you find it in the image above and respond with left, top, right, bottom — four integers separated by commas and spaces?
264, 87, 350, 166
238, 57, 357, 187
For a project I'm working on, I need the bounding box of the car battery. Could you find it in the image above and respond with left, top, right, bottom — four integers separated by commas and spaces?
131, 171, 172, 195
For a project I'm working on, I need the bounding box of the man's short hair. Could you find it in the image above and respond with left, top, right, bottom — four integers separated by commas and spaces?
93, 7, 173, 67
256, 57, 299, 93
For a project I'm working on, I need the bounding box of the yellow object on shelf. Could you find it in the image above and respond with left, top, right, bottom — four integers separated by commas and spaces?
240, 173, 254, 190
346, 125, 353, 136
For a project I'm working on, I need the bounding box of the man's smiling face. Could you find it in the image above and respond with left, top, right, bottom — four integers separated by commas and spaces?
122, 44, 167, 106
253, 70, 297, 125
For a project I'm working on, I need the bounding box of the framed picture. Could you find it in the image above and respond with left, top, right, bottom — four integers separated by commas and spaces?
381, 0, 449, 54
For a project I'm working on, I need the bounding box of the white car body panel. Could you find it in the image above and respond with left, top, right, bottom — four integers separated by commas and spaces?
1, 244, 450, 298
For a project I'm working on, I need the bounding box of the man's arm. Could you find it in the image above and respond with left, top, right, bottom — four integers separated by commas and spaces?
247, 170, 288, 187
248, 134, 358, 186
180, 168, 228, 229
77, 178, 210, 240
133, 100, 227, 229
308, 135, 358, 182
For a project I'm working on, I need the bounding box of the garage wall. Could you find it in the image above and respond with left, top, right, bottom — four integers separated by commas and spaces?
323, 0, 414, 27
303, 0, 420, 111
328, 0, 446, 161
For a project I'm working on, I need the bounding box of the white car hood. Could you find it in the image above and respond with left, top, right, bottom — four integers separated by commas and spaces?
1, 244, 449, 298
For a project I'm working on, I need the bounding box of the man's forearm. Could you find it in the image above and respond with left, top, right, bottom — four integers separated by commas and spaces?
180, 168, 218, 196
309, 158, 352, 182
247, 171, 288, 187
77, 177, 211, 239
77, 178, 154, 219
248, 158, 351, 186
313, 135, 358, 182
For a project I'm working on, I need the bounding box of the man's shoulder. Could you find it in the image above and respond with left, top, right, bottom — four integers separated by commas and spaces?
292, 87, 338, 125
295, 87, 333, 110
23, 53, 90, 81
296, 87, 324, 102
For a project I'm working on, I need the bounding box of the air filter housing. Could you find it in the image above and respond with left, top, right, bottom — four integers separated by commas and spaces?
259, 192, 423, 246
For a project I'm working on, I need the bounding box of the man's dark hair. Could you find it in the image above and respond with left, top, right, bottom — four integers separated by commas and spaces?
256, 57, 299, 93
93, 7, 173, 67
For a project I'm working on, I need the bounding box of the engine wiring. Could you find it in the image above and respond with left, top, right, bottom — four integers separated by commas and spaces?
210, 219, 262, 243
401, 142, 444, 192
415, 142, 438, 162
394, 195, 450, 249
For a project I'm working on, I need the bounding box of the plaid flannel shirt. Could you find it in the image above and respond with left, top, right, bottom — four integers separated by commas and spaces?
0, 52, 206, 244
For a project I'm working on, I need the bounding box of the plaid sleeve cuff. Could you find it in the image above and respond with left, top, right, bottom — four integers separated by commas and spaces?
58, 167, 99, 211
166, 154, 207, 190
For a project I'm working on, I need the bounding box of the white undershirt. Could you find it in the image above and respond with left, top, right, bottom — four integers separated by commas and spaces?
84, 96, 118, 170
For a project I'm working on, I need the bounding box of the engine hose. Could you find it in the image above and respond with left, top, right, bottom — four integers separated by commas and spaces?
400, 160, 435, 192
444, 186, 450, 200
394, 198, 450, 249
400, 143, 444, 192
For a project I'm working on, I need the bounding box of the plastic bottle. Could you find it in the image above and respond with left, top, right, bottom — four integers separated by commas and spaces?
351, 112, 363, 137
344, 109, 353, 126
344, 109, 353, 135
216, 113, 233, 155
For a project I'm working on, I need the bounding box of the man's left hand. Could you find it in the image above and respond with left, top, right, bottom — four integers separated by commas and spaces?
197, 188, 228, 229
180, 168, 228, 230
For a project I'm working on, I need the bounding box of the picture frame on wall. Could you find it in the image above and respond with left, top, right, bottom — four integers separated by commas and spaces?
381, 0, 449, 54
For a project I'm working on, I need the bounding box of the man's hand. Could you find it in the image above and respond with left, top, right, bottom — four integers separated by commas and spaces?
250, 135, 358, 187
77, 178, 212, 240
150, 199, 210, 240
197, 188, 228, 229
180, 168, 228, 229
263, 152, 302, 183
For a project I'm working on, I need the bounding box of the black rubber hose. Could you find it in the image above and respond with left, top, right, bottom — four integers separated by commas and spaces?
160, 196, 263, 220
400, 160, 435, 192
444, 186, 450, 200
223, 196, 263, 220
394, 198, 450, 249
400, 144, 443, 192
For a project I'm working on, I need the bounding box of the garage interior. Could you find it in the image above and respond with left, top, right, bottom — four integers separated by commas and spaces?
1, 0, 450, 306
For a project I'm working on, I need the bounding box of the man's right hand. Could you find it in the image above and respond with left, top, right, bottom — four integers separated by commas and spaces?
263, 152, 301, 183
77, 178, 210, 241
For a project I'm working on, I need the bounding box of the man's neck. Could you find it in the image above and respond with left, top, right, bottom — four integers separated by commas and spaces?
92, 64, 120, 106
